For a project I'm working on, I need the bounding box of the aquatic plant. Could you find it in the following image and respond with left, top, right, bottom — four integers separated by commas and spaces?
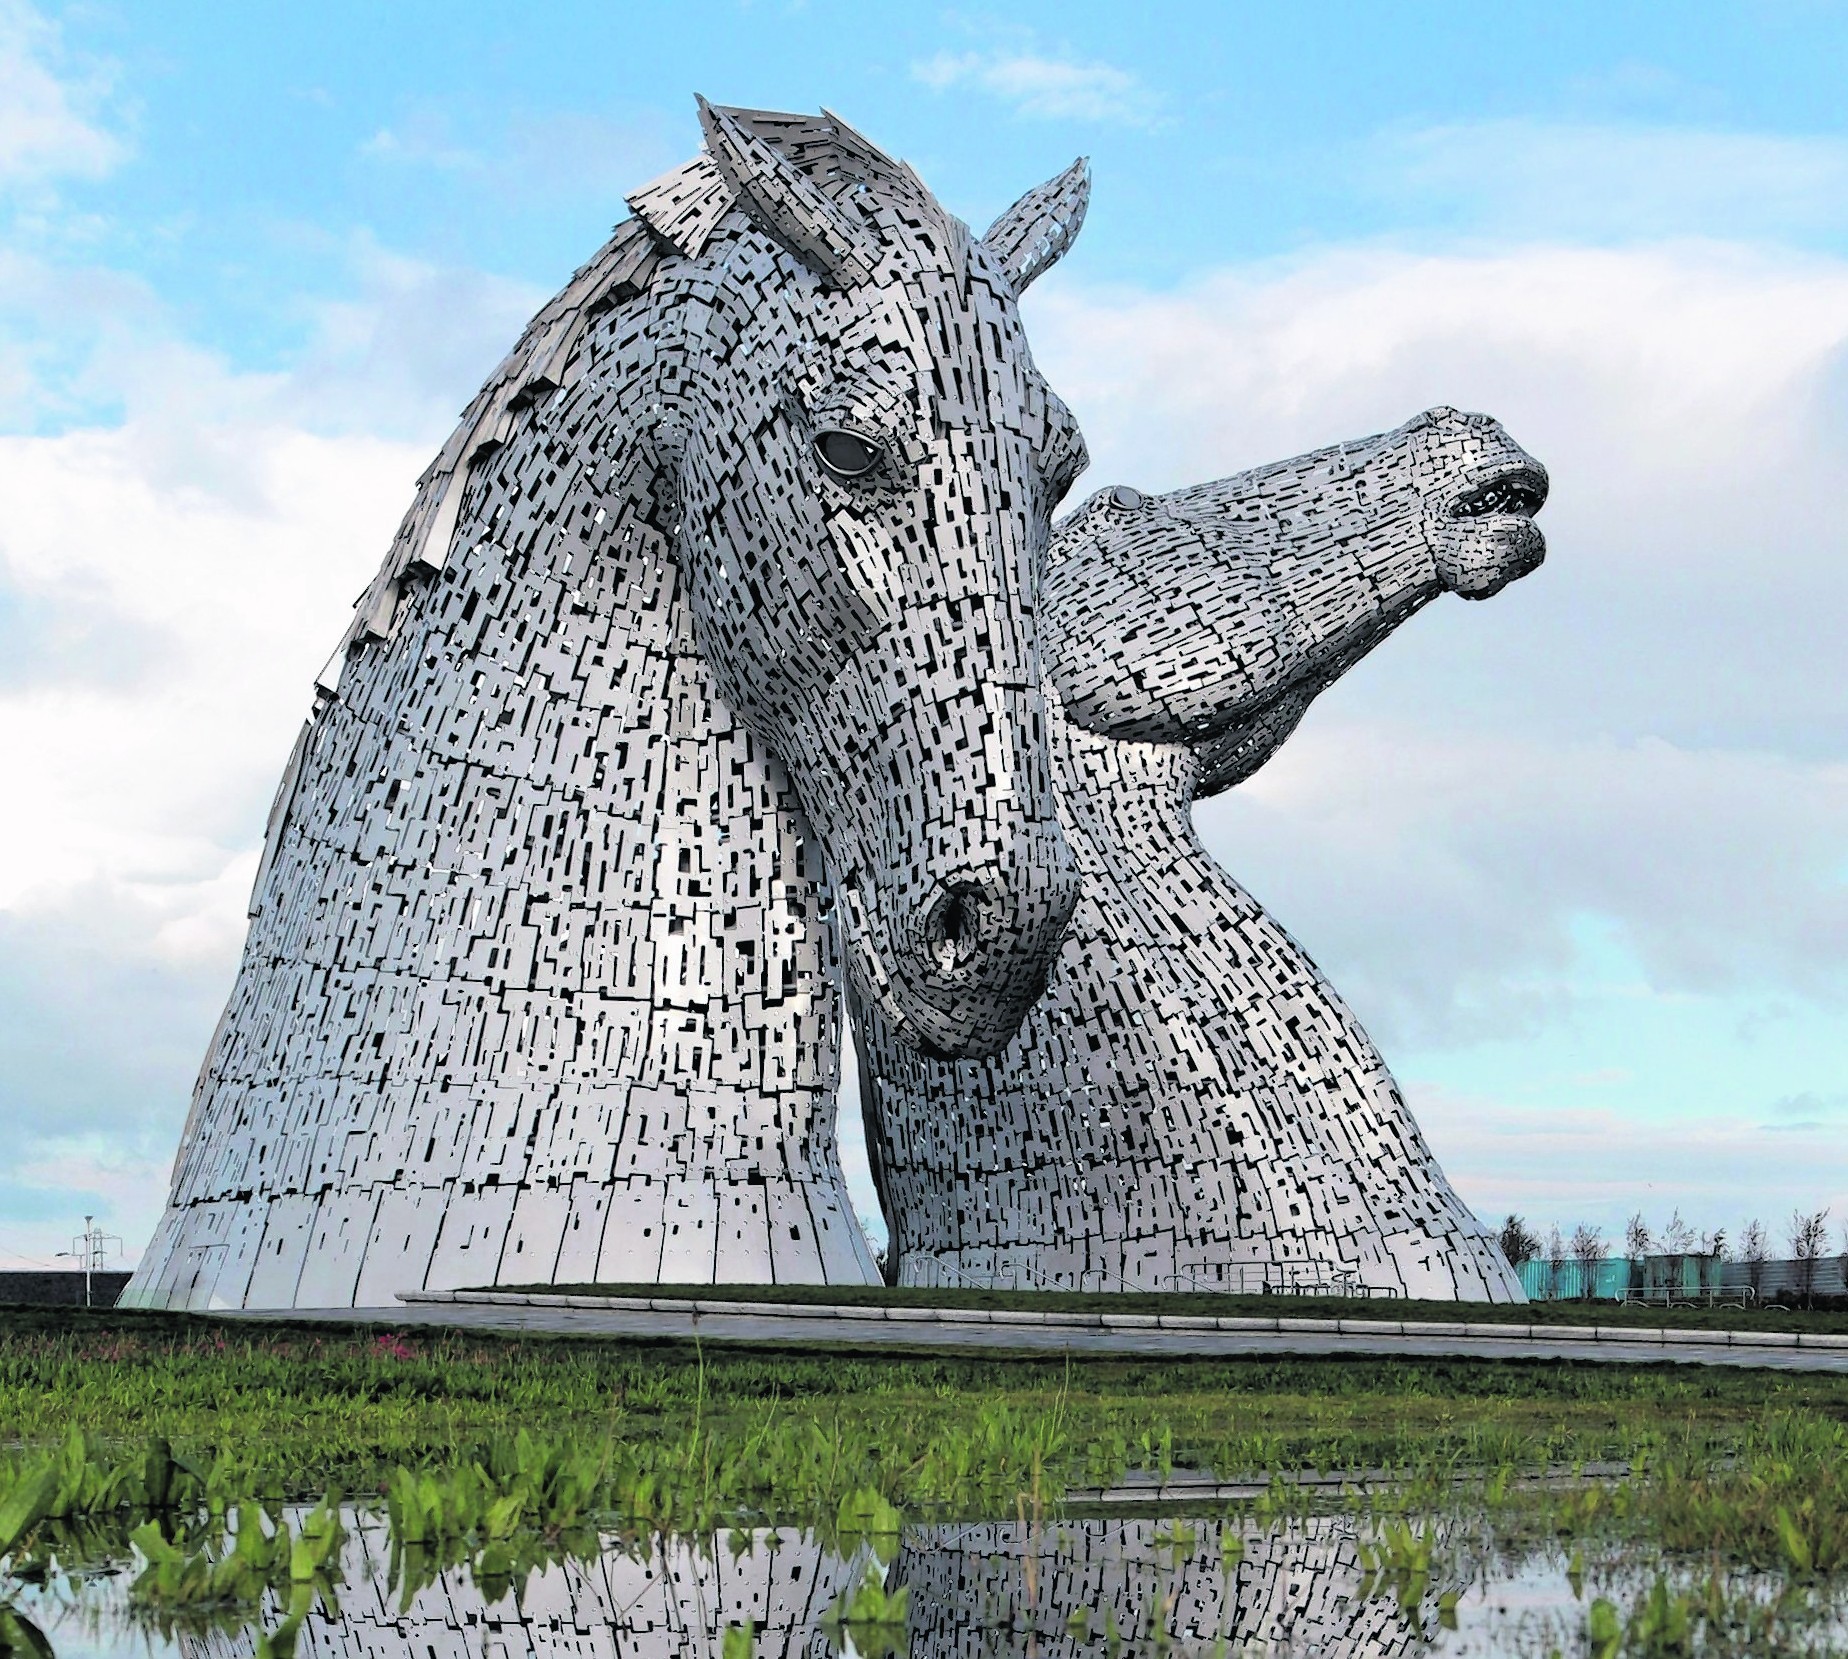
819, 1556, 908, 1658
1646, 1413, 1848, 1573
1355, 1517, 1441, 1621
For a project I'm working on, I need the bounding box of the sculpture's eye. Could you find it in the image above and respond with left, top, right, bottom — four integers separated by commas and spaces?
814, 429, 881, 479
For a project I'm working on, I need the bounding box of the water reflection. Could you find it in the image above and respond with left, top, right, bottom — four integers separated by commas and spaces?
177, 1520, 851, 1658
899, 1518, 1441, 1654
146, 1514, 1452, 1658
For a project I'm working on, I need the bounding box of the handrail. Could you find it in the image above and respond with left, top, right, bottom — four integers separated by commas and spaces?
901, 1256, 1387, 1297
1164, 1264, 1368, 1297
898, 1255, 988, 1291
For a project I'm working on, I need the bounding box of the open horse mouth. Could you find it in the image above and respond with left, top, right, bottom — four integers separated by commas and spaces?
1449, 465, 1548, 520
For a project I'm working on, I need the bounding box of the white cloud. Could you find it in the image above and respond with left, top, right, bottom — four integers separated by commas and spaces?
284, 238, 546, 438
1029, 242, 1848, 499
1415, 1085, 1848, 1249
1207, 729, 1848, 1048
1376, 119, 1848, 245
913, 48, 1160, 127
0, 418, 423, 907
1022, 238, 1848, 1081
0, 413, 424, 1266
0, 237, 543, 1265
0, 0, 121, 186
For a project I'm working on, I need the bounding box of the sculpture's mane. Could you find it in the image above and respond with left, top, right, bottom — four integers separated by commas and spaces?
320, 107, 940, 695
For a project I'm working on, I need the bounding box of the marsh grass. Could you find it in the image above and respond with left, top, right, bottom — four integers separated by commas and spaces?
2, 1306, 1847, 1649
7, 1308, 1846, 1500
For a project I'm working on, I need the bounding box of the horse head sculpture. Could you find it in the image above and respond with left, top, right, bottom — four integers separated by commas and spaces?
1045, 406, 1547, 768
859, 408, 1547, 1299
126, 105, 1092, 1308
652, 102, 1089, 1057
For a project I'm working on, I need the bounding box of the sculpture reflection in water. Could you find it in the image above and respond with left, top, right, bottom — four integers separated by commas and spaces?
861, 409, 1547, 1301
174, 1515, 1451, 1658
898, 1517, 1453, 1656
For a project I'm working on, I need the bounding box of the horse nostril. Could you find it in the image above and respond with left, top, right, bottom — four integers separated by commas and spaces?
923, 882, 987, 977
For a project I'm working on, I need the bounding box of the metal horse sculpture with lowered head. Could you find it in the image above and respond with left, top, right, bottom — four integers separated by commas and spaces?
858, 408, 1547, 1300
126, 103, 1090, 1310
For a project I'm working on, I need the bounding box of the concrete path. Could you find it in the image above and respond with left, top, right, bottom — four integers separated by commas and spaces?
226, 1290, 1848, 1374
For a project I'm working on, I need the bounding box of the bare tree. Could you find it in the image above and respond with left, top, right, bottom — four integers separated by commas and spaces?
1625, 1211, 1652, 1260
1741, 1218, 1770, 1300
1788, 1208, 1831, 1308
858, 1213, 891, 1283
1498, 1214, 1541, 1270
1569, 1224, 1607, 1301
1659, 1209, 1696, 1297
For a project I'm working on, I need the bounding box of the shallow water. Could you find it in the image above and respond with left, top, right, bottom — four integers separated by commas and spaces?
15, 1510, 1844, 1658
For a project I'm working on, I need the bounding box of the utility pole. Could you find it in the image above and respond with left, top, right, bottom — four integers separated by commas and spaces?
57, 1216, 122, 1308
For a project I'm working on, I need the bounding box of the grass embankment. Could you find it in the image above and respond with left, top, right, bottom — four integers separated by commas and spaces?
507, 1281, 1848, 1332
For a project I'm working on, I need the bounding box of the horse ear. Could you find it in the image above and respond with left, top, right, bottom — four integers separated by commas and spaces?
696, 96, 878, 287
981, 158, 1090, 292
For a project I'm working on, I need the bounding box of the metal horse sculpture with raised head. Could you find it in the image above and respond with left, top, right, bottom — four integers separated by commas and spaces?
858, 408, 1547, 1300
126, 103, 1090, 1310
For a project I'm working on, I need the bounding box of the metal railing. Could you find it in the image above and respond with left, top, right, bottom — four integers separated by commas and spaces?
1620, 1284, 1758, 1311
898, 1256, 989, 1291
896, 1257, 1389, 1297
1164, 1264, 1377, 1298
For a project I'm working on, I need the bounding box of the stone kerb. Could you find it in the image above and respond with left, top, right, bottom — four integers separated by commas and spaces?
395, 1289, 1848, 1350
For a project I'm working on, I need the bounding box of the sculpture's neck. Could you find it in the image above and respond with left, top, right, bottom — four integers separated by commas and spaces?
265, 309, 847, 1145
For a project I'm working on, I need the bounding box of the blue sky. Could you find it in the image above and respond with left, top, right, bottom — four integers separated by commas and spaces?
2, 0, 1847, 1269
22, 3, 1848, 415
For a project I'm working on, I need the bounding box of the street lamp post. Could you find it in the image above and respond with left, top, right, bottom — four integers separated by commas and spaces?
56, 1216, 123, 1308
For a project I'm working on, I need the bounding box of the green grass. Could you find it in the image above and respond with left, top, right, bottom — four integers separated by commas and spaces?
498, 1280, 1848, 1332
3, 1307, 1847, 1650
5, 1306, 1848, 1509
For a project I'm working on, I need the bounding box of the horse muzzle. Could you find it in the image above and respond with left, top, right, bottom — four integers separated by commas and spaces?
841, 830, 1081, 1060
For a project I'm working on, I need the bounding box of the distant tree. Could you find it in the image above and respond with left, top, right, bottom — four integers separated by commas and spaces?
1569, 1224, 1607, 1301
1498, 1214, 1541, 1270
1788, 1208, 1831, 1308
1841, 1216, 1848, 1298
1658, 1209, 1697, 1296
858, 1213, 891, 1284
1741, 1218, 1770, 1300
1625, 1212, 1652, 1260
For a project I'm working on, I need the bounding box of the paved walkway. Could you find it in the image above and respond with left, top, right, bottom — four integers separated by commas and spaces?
228, 1290, 1848, 1374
